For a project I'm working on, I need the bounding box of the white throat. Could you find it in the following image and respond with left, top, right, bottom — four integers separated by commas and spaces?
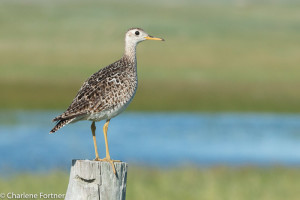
124, 38, 138, 63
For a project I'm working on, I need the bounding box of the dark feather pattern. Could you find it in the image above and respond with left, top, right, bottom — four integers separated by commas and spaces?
50, 118, 75, 134
50, 56, 137, 133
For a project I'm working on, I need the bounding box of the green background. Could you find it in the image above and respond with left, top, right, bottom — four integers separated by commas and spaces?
1, 0, 300, 112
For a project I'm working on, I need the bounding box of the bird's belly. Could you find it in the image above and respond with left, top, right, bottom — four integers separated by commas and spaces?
87, 100, 132, 122
87, 83, 137, 122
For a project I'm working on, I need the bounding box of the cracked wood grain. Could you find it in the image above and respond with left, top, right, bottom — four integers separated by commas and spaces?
65, 160, 128, 200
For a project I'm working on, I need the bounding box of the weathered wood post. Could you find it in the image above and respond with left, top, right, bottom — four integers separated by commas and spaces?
65, 159, 128, 200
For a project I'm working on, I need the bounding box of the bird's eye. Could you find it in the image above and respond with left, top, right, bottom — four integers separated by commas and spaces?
135, 31, 140, 35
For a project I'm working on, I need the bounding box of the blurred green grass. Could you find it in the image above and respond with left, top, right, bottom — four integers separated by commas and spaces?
1, 0, 300, 112
1, 167, 300, 200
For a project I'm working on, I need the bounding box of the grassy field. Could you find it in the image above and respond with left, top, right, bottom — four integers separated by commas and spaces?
0, 167, 300, 200
0, 0, 300, 112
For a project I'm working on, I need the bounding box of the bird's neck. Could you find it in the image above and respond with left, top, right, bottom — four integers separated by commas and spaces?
123, 41, 137, 63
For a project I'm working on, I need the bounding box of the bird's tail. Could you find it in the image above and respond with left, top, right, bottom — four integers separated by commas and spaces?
49, 118, 74, 134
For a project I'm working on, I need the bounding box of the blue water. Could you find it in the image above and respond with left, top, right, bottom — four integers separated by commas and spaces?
0, 111, 300, 172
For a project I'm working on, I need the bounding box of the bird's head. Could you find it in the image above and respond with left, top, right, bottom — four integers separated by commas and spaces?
125, 28, 164, 45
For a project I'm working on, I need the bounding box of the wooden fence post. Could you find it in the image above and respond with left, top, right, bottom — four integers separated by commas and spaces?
65, 159, 128, 200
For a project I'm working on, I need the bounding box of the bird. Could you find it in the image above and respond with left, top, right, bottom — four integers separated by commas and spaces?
50, 28, 164, 174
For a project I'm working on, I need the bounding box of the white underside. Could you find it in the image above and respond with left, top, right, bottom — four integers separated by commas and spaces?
86, 100, 131, 122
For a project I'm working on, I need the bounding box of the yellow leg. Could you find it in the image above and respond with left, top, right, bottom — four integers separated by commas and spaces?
91, 122, 100, 161
103, 120, 111, 158
101, 119, 120, 174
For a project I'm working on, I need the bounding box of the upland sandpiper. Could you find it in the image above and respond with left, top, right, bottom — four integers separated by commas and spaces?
50, 28, 164, 174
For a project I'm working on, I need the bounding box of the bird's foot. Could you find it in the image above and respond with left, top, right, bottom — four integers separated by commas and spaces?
94, 157, 101, 161
94, 157, 121, 175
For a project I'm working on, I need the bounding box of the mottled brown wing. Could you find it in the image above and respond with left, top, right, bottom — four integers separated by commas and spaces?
53, 64, 114, 121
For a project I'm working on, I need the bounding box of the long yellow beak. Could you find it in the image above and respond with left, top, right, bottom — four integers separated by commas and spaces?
144, 36, 165, 41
